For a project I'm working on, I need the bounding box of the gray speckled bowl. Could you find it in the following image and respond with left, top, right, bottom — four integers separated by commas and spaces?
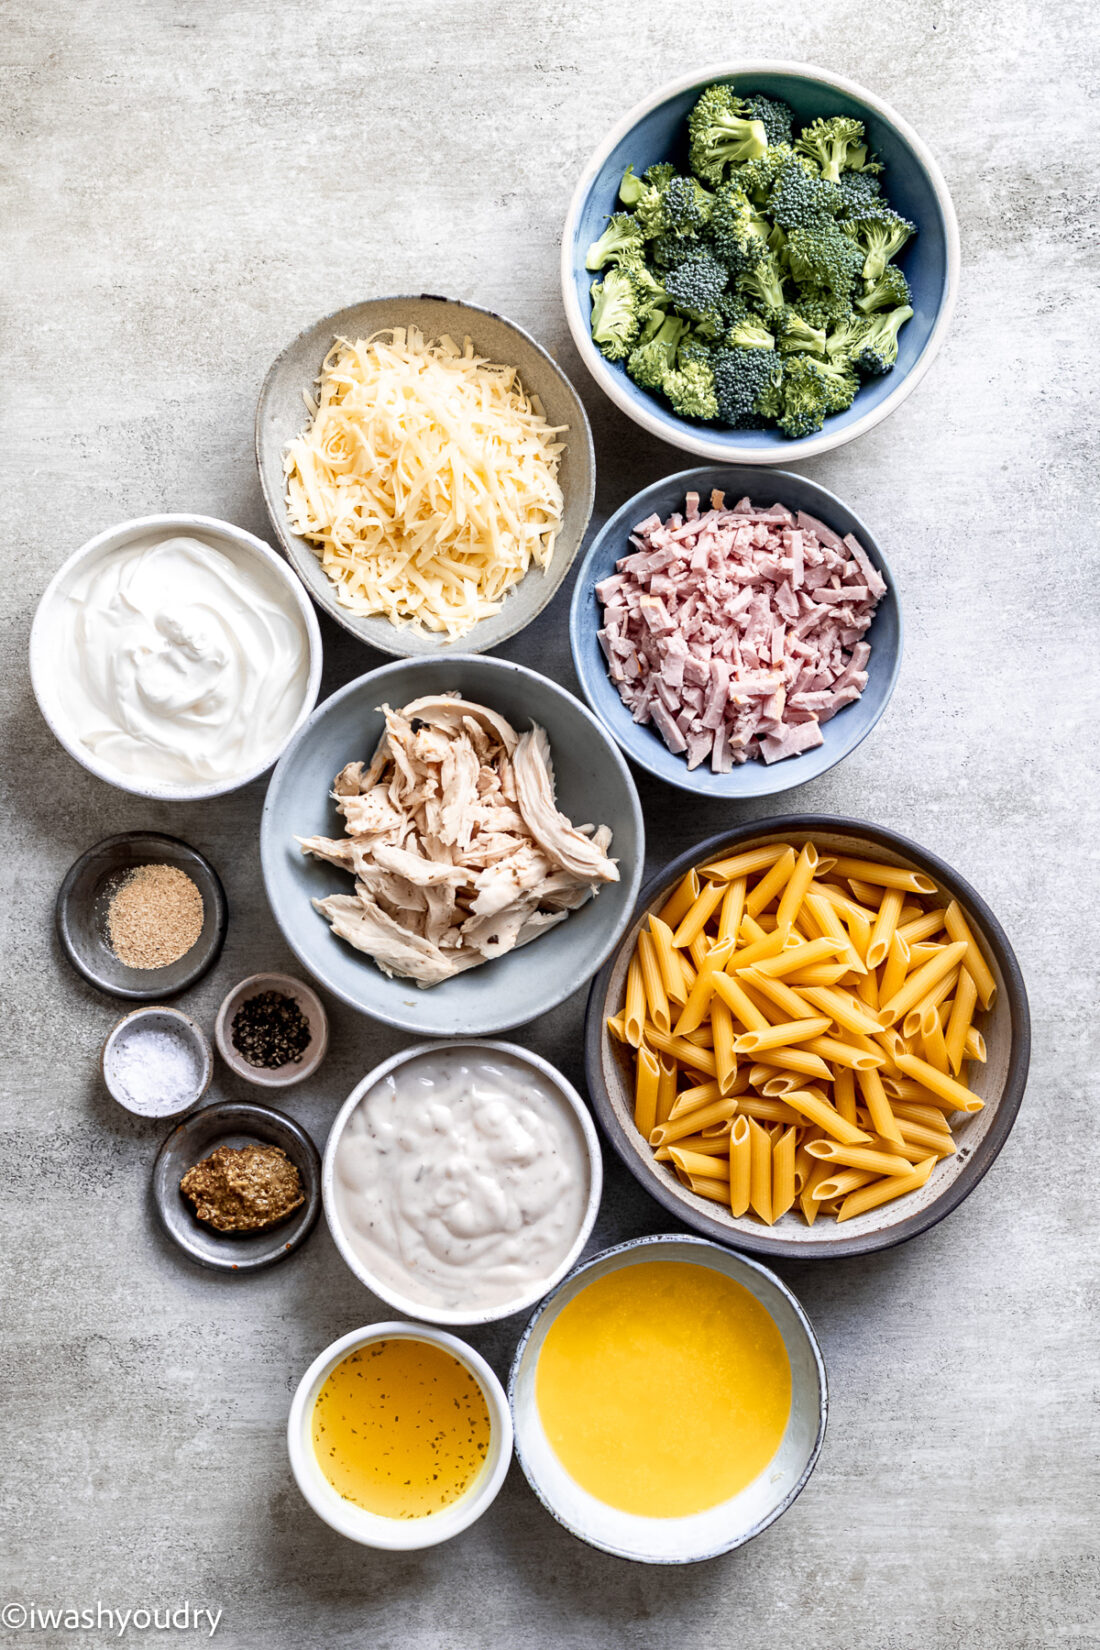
259, 655, 645, 1036
509, 1235, 827, 1563
255, 296, 595, 657
585, 817, 1030, 1260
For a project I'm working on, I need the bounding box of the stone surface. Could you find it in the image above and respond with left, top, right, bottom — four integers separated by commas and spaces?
2, 3, 1097, 1647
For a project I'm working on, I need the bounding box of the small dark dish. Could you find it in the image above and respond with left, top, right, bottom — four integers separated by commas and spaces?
56, 832, 227, 999
584, 816, 1030, 1260
569, 465, 901, 798
152, 1101, 322, 1272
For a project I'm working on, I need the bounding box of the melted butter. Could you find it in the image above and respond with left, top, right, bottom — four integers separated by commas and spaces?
536, 1261, 791, 1518
311, 1338, 491, 1519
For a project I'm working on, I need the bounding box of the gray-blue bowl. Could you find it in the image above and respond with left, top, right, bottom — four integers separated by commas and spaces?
569, 465, 901, 797
259, 656, 645, 1035
562, 61, 960, 464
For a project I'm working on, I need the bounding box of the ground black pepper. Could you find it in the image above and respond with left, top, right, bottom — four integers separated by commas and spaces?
231, 990, 311, 1069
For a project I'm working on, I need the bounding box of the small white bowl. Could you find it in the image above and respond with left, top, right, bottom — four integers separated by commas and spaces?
30, 513, 323, 801
214, 972, 329, 1088
323, 1040, 603, 1327
509, 1235, 827, 1563
101, 1005, 213, 1119
287, 1322, 513, 1549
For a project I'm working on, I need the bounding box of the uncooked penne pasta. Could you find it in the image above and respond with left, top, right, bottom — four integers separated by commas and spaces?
610, 839, 993, 1230
944, 901, 997, 1009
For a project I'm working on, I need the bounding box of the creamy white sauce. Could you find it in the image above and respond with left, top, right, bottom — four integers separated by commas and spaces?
58, 534, 309, 786
332, 1048, 591, 1311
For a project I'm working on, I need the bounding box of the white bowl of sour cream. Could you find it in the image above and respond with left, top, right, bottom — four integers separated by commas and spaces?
323, 1041, 603, 1327
30, 514, 322, 800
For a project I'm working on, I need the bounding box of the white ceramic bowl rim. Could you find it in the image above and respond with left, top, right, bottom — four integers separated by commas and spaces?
286, 1320, 514, 1550
508, 1233, 828, 1563
561, 59, 961, 465
29, 513, 324, 801
322, 1039, 604, 1326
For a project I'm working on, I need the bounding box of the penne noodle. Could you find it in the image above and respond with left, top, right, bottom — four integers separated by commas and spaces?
803, 893, 866, 975
680, 1173, 733, 1204
827, 858, 938, 895
805, 1139, 915, 1178
897, 908, 948, 944
837, 1155, 937, 1222
834, 1066, 858, 1126
901, 967, 960, 1036
733, 1016, 832, 1054
775, 842, 820, 932
747, 1117, 774, 1225
655, 1054, 679, 1126
920, 1004, 951, 1075
641, 1026, 716, 1078
633, 1047, 660, 1139
879, 930, 911, 1005
688, 931, 709, 970
624, 953, 646, 1047
636, 929, 671, 1035
700, 1120, 733, 1138
811, 1167, 877, 1202
607, 1012, 628, 1043
895, 1052, 984, 1113
772, 1126, 798, 1220
668, 1079, 723, 1121
648, 914, 689, 1005
781, 1089, 871, 1146
857, 1065, 904, 1145
796, 983, 884, 1036
879, 940, 969, 1026
799, 1156, 835, 1224
729, 1116, 752, 1216
650, 1097, 739, 1147
672, 939, 735, 1036
793, 1140, 812, 1195
866, 887, 904, 969
745, 847, 798, 917
657, 867, 700, 930
895, 1117, 957, 1157
964, 1026, 986, 1062
802, 1035, 885, 1071
737, 968, 814, 1024
753, 1047, 834, 1081
842, 900, 872, 964
717, 877, 747, 944
724, 927, 788, 970
890, 1100, 953, 1132
710, 972, 771, 1033
735, 1096, 804, 1124
700, 843, 791, 883
847, 878, 886, 908
943, 900, 997, 1009
784, 962, 852, 986
943, 969, 978, 1075
654, 1133, 732, 1160
746, 937, 845, 979
710, 996, 738, 1095
669, 1147, 730, 1180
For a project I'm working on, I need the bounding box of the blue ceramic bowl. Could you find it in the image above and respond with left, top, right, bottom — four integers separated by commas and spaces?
569, 465, 901, 797
562, 61, 960, 464
259, 656, 645, 1035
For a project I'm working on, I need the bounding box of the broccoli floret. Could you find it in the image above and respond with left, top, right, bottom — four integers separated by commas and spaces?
728, 315, 776, 350
661, 174, 713, 237
795, 284, 857, 330
772, 356, 831, 438
734, 144, 794, 205
712, 345, 781, 428
651, 231, 699, 269
785, 223, 864, 302
706, 183, 772, 282
841, 206, 916, 280
810, 353, 860, 411
663, 249, 729, 323
767, 155, 843, 230
687, 82, 768, 186
737, 250, 787, 314
589, 266, 642, 361
718, 290, 751, 328
585, 212, 646, 272
795, 116, 880, 184
824, 311, 873, 367
619, 161, 673, 207
743, 94, 795, 148
855, 262, 913, 314
852, 305, 914, 375
772, 308, 827, 356
834, 170, 885, 216
661, 357, 719, 421
626, 313, 692, 391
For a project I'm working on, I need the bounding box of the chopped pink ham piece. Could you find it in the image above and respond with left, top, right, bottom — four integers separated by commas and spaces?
594, 497, 885, 769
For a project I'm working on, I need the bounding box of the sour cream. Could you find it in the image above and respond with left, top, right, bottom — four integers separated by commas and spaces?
331, 1048, 594, 1313
58, 533, 310, 787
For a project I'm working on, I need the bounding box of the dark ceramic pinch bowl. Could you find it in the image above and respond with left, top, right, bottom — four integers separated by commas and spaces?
584, 816, 1030, 1260
152, 1101, 322, 1273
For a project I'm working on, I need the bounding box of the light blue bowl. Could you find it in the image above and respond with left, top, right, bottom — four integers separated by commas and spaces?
260, 656, 645, 1035
569, 465, 902, 797
562, 61, 960, 464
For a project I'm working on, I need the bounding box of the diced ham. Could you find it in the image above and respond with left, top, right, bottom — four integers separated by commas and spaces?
593, 497, 885, 770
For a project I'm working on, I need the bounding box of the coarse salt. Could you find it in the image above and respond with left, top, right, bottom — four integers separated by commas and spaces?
109, 1026, 203, 1116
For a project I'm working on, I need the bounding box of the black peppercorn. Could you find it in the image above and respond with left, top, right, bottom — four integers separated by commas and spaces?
231, 990, 311, 1069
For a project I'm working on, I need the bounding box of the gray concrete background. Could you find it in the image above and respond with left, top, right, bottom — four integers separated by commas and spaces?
2, 1, 1097, 1646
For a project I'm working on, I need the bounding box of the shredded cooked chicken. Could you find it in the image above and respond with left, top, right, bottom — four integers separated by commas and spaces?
297, 694, 618, 987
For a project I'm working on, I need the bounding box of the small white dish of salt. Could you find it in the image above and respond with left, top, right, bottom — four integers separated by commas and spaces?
101, 1006, 213, 1118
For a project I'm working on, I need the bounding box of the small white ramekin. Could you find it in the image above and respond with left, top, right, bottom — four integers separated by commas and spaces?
29, 513, 323, 801
287, 1322, 513, 1549
322, 1040, 603, 1327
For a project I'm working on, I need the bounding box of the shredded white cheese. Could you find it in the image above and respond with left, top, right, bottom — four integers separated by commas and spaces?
283, 327, 567, 637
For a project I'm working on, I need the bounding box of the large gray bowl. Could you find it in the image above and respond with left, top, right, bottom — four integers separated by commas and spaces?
255, 297, 595, 657
260, 656, 645, 1035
